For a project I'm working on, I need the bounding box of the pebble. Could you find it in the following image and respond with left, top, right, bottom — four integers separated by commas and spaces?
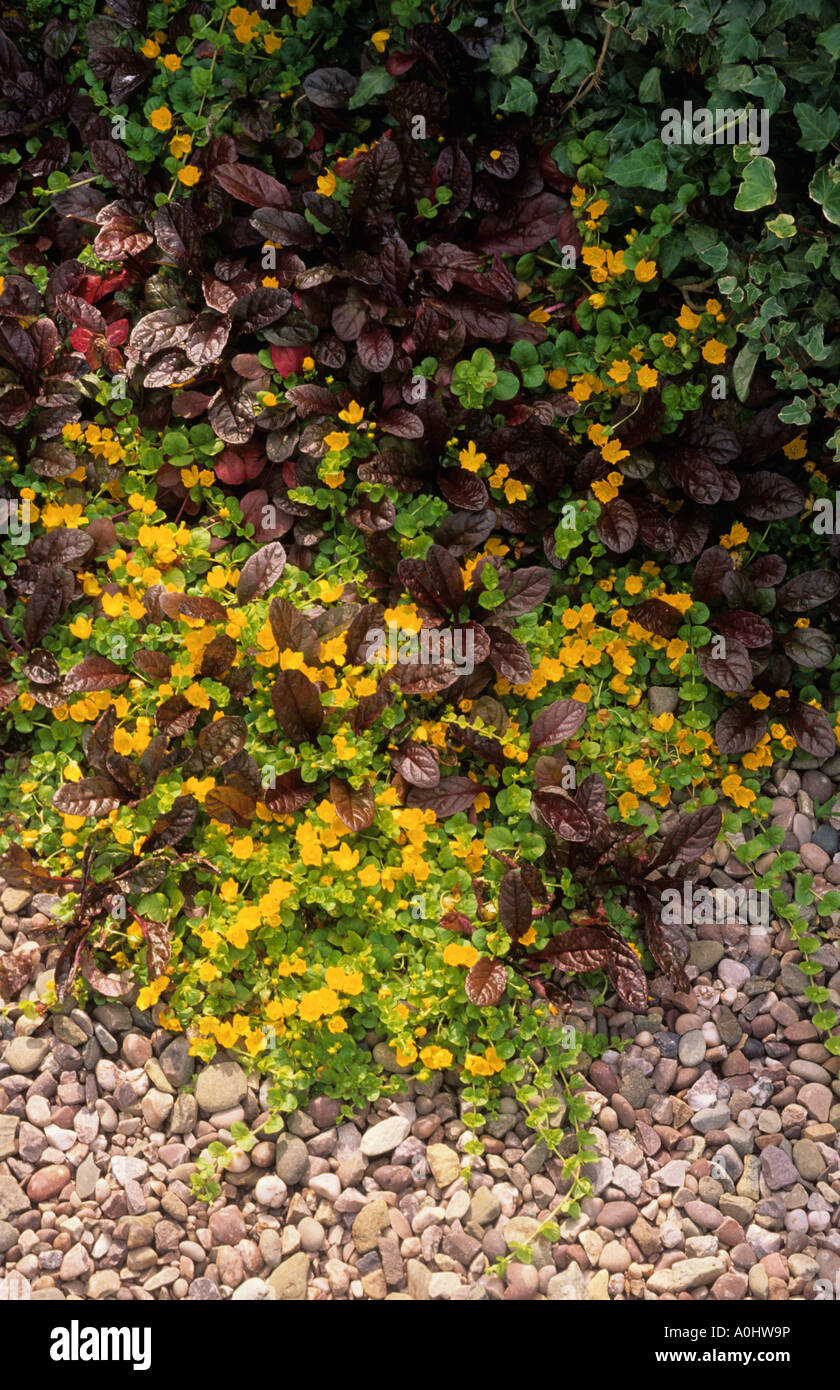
194, 1062, 248, 1114
359, 1116, 411, 1158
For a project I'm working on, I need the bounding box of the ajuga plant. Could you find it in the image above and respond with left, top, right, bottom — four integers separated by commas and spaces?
440, 695, 723, 1016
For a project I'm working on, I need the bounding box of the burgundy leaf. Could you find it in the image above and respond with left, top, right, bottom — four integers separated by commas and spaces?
464, 957, 508, 1006
390, 740, 440, 788
79, 948, 130, 999
714, 701, 768, 755
141, 795, 198, 853
485, 627, 532, 684
651, 804, 722, 868
197, 716, 248, 768
213, 162, 291, 208
236, 541, 287, 605
697, 636, 753, 693
271, 669, 324, 743
52, 777, 124, 817
357, 324, 394, 373
155, 695, 200, 737
715, 610, 773, 648
632, 598, 683, 638
437, 468, 489, 511
787, 700, 837, 759
268, 595, 320, 661
405, 776, 482, 818
749, 554, 786, 587
529, 698, 588, 752
693, 546, 734, 601
596, 498, 638, 553
62, 655, 130, 693
143, 919, 171, 981
499, 870, 532, 940
739, 471, 806, 520
780, 626, 835, 668
493, 567, 552, 621
576, 773, 607, 822
264, 768, 317, 815
533, 790, 591, 842
330, 777, 375, 831
777, 571, 840, 612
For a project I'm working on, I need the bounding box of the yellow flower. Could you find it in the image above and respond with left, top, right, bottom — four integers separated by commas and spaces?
661, 332, 676, 348
287, 0, 313, 15
101, 592, 124, 618
636, 364, 658, 391
547, 368, 568, 390
162, 54, 181, 71
178, 166, 201, 187
324, 430, 349, 452
701, 339, 727, 365
170, 134, 192, 158
720, 522, 750, 549
372, 29, 390, 52
69, 616, 92, 639
136, 976, 170, 1011
592, 476, 619, 505
442, 941, 479, 968
264, 33, 283, 53
316, 170, 337, 197
676, 305, 701, 331
783, 436, 807, 460
419, 1045, 453, 1069
634, 259, 658, 282
601, 438, 629, 464
721, 774, 756, 808
140, 39, 160, 58
149, 107, 172, 132
325, 966, 364, 996
338, 400, 364, 425
459, 441, 486, 472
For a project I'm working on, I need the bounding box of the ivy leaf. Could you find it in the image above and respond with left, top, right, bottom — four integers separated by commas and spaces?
794, 103, 840, 152
809, 162, 840, 225
734, 156, 777, 212
732, 343, 761, 402
608, 140, 667, 192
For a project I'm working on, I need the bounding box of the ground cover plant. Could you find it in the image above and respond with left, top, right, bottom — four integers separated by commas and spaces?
1, 0, 840, 1193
